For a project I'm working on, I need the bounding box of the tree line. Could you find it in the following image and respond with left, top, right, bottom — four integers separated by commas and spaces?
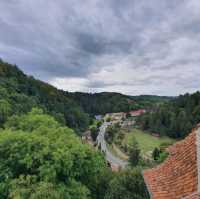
67, 92, 171, 116
137, 92, 200, 138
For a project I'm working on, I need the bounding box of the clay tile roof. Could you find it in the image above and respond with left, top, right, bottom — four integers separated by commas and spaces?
143, 125, 200, 199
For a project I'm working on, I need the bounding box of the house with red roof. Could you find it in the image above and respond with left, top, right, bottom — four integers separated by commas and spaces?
143, 124, 200, 199
129, 109, 146, 117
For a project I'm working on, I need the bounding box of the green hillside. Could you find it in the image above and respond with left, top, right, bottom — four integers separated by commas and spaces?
137, 92, 200, 138
0, 59, 90, 132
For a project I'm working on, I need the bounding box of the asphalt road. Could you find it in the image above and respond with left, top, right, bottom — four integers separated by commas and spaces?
97, 122, 128, 168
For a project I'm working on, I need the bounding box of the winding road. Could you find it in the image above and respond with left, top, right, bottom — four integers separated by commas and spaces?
97, 122, 128, 168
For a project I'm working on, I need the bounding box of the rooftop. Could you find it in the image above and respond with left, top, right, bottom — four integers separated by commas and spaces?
143, 124, 200, 199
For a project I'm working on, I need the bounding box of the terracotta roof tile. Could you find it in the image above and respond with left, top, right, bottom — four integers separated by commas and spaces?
143, 126, 200, 199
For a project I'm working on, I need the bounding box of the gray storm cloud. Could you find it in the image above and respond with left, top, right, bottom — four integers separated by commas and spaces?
0, 0, 200, 95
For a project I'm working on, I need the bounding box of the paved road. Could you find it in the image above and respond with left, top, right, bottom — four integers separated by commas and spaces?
97, 122, 128, 168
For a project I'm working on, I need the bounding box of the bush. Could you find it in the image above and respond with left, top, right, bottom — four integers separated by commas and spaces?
152, 147, 160, 161
90, 126, 99, 141
106, 117, 111, 122
0, 109, 106, 198
105, 168, 150, 199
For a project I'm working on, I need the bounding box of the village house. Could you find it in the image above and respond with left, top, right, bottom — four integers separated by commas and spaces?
143, 124, 200, 199
129, 109, 146, 117
105, 112, 126, 122
95, 115, 102, 120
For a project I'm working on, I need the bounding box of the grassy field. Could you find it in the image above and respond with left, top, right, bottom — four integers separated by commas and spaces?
123, 128, 175, 154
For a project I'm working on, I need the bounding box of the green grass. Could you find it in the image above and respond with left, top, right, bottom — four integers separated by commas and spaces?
123, 128, 175, 154
107, 144, 128, 160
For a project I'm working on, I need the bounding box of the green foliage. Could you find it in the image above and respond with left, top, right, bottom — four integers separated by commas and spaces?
157, 151, 169, 163
90, 126, 99, 141
96, 120, 103, 128
9, 176, 90, 199
69, 92, 133, 116
129, 95, 172, 111
152, 143, 169, 163
0, 99, 11, 126
105, 124, 120, 144
0, 60, 154, 198
128, 137, 141, 167
5, 108, 60, 131
122, 128, 174, 154
91, 168, 114, 199
0, 60, 89, 132
106, 117, 111, 122
0, 109, 106, 199
104, 169, 150, 199
70, 93, 171, 116
152, 147, 160, 161
0, 59, 173, 132
137, 92, 200, 139
89, 120, 103, 142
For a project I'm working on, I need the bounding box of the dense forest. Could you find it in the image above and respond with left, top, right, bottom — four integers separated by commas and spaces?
0, 59, 151, 199
137, 92, 200, 138
131, 95, 173, 110
68, 92, 134, 115
0, 108, 149, 199
67, 92, 171, 116
0, 59, 167, 133
0, 60, 141, 132
0, 59, 90, 133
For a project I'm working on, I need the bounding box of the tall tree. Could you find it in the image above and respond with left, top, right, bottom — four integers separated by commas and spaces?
128, 137, 141, 167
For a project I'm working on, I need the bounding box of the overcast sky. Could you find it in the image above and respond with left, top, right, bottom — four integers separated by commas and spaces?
0, 0, 200, 96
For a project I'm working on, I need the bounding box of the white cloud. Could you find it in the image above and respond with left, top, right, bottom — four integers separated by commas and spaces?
0, 0, 200, 95
50, 77, 90, 92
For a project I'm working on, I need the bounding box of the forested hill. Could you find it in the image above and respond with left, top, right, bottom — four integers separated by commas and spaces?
67, 92, 134, 115
0, 59, 173, 131
0, 59, 90, 132
137, 92, 200, 139
0, 60, 138, 131
0, 60, 150, 198
66, 93, 172, 116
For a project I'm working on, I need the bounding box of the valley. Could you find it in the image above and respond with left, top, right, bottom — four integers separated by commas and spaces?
0, 60, 200, 198
93, 110, 175, 170
1, 1, 199, 198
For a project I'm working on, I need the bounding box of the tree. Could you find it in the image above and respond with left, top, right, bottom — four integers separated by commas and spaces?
193, 105, 200, 123
0, 109, 106, 198
136, 92, 200, 139
128, 137, 141, 167
96, 120, 102, 128
0, 99, 11, 126
104, 169, 150, 199
106, 117, 111, 122
91, 168, 114, 199
90, 126, 99, 141
0, 59, 90, 132
5, 108, 60, 131
152, 147, 160, 161
105, 124, 120, 144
